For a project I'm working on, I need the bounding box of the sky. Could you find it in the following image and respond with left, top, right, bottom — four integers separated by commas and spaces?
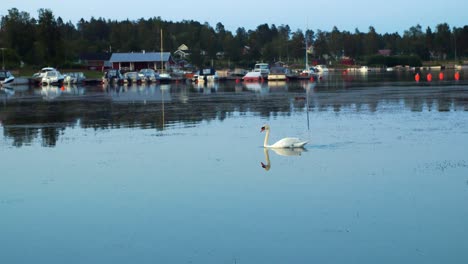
2, 0, 467, 34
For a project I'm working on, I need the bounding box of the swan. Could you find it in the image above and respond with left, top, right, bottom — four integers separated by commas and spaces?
261, 124, 308, 148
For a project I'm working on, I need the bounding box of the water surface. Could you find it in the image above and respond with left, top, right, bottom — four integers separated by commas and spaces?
1, 71, 468, 263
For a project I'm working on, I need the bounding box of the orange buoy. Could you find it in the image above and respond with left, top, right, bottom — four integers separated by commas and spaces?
455, 71, 460, 81
439, 72, 444, 80
427, 73, 432, 82
60, 85, 65, 91
415, 73, 420, 82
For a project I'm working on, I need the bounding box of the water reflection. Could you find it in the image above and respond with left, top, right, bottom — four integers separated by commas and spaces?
1, 73, 468, 147
39, 84, 85, 101
105, 83, 172, 103
261, 147, 306, 171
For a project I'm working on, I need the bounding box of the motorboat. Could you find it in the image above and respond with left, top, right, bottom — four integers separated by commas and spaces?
242, 71, 264, 82
314, 64, 329, 73
0, 70, 15, 85
359, 66, 369, 73
158, 72, 172, 83
102, 69, 124, 84
267, 66, 288, 81
41, 70, 64, 86
253, 63, 270, 77
193, 68, 219, 83
32, 67, 57, 83
123, 72, 142, 84
138, 69, 158, 83
64, 72, 86, 84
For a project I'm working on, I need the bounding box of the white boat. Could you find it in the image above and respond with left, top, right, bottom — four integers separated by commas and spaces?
102, 69, 124, 84
242, 71, 264, 82
64, 72, 86, 84
158, 72, 172, 83
194, 68, 219, 83
359, 66, 369, 72
41, 70, 64, 86
0, 70, 15, 85
253, 63, 270, 77
138, 69, 158, 83
314, 64, 329, 73
32, 67, 57, 83
123, 72, 142, 84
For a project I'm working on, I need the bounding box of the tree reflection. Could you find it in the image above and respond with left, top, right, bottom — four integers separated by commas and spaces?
0, 79, 467, 147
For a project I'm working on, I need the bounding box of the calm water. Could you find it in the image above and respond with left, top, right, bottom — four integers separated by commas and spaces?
1, 71, 468, 263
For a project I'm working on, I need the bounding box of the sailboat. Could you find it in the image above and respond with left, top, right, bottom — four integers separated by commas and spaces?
158, 29, 172, 83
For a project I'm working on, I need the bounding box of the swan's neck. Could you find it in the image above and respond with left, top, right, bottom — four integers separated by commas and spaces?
262, 148, 271, 171
263, 129, 270, 147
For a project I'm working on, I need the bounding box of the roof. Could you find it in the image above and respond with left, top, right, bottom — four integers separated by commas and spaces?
109, 52, 171, 63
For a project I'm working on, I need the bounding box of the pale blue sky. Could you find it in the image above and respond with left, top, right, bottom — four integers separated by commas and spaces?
2, 0, 467, 34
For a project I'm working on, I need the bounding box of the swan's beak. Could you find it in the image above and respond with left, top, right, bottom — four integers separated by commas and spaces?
260, 126, 265, 132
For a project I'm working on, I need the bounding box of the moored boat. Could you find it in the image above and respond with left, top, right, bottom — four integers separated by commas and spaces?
0, 70, 15, 85
253, 63, 270, 77
193, 68, 219, 83
41, 70, 64, 86
32, 67, 57, 84
243, 71, 264, 82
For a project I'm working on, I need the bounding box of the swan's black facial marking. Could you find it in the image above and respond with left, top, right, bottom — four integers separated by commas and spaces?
261, 126, 265, 132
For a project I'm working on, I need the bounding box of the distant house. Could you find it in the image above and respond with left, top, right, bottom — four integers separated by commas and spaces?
109, 52, 175, 71
79, 53, 111, 70
174, 44, 190, 59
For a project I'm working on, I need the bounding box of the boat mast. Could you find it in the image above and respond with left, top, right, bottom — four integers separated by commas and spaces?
305, 34, 308, 70
160, 29, 163, 72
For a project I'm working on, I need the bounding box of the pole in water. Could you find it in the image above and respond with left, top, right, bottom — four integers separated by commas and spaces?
306, 88, 310, 130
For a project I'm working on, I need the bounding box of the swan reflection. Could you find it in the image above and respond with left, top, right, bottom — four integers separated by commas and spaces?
261, 147, 306, 171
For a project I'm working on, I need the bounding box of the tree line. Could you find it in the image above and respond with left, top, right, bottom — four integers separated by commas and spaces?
1, 8, 468, 69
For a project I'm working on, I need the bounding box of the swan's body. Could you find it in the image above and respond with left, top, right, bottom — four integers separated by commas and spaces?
261, 125, 308, 148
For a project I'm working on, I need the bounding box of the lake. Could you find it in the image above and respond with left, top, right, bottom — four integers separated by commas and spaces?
1, 70, 468, 263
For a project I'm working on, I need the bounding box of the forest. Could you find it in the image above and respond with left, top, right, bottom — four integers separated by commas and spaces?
1, 8, 468, 69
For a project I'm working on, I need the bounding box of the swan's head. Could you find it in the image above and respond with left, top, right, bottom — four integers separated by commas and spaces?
260, 124, 270, 132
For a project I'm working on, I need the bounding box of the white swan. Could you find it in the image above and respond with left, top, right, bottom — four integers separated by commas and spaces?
261, 124, 308, 148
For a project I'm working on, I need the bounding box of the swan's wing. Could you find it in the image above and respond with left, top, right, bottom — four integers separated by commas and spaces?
271, 137, 307, 148
292, 140, 308, 148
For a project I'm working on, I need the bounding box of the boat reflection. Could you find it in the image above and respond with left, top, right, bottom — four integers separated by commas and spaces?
40, 85, 62, 100
1, 86, 15, 97
105, 83, 172, 103
244, 82, 269, 94
192, 81, 219, 94
261, 147, 306, 171
39, 84, 85, 100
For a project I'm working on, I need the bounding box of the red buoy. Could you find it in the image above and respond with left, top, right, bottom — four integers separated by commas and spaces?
439, 72, 444, 80
310, 77, 315, 82
415, 73, 420, 82
427, 73, 432, 82
455, 71, 460, 81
